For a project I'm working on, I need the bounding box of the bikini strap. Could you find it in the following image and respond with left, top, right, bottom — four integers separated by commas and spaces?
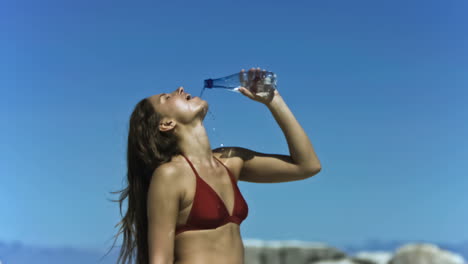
181, 154, 234, 182
180, 153, 200, 178
213, 155, 235, 182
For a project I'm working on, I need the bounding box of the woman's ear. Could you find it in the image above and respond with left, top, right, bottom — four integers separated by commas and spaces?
159, 119, 177, 132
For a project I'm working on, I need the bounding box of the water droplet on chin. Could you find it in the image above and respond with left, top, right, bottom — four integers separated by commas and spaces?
220, 143, 224, 147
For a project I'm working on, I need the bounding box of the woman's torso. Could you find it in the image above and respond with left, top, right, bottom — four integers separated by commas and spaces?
171, 152, 247, 264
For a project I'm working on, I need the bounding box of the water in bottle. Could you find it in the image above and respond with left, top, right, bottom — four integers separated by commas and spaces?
200, 69, 277, 98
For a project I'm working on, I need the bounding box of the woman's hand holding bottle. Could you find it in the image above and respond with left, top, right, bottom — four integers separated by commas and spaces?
238, 67, 279, 106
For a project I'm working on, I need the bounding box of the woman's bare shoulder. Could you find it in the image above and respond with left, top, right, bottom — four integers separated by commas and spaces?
153, 157, 184, 173
149, 156, 192, 199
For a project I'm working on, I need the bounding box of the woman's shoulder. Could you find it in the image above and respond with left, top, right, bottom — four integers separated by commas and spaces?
151, 157, 189, 182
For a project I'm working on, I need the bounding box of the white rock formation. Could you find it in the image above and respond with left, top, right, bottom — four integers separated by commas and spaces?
354, 251, 393, 264
243, 239, 346, 264
313, 260, 356, 264
390, 243, 465, 264
243, 239, 330, 248
241, 239, 466, 264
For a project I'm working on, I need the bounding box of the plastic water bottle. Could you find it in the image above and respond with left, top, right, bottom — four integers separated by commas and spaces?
200, 69, 277, 98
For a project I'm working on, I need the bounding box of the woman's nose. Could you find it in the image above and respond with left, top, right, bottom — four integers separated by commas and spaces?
176, 86, 184, 94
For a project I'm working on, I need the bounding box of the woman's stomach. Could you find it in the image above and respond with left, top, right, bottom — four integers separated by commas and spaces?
174, 222, 244, 264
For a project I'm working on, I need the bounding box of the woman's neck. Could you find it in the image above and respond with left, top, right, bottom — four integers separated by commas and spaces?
176, 123, 216, 166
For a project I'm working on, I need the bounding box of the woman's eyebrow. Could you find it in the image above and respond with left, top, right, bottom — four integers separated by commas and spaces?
159, 93, 166, 102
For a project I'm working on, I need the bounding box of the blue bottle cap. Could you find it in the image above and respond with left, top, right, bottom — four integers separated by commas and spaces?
204, 79, 213, 88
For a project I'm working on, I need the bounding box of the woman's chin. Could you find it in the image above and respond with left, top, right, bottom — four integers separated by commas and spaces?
200, 103, 209, 119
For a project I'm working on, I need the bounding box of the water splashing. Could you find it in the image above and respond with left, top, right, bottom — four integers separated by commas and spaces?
199, 87, 206, 98
200, 87, 224, 148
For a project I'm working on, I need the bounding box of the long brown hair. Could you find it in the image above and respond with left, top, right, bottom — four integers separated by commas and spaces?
102, 97, 181, 264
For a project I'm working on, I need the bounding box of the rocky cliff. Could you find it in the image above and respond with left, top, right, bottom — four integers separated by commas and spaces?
243, 240, 466, 264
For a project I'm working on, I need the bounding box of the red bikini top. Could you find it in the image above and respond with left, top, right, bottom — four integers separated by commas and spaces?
175, 154, 249, 236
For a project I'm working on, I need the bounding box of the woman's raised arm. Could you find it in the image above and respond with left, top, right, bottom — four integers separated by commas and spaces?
234, 68, 321, 183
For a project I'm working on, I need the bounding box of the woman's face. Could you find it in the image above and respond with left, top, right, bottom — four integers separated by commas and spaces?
148, 86, 208, 131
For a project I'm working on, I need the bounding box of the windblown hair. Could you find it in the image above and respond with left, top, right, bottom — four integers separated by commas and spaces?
101, 97, 181, 264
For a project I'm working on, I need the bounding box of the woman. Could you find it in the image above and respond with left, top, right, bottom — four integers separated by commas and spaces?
107, 68, 322, 264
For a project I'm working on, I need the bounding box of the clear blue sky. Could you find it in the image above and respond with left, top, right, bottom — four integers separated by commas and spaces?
1, 0, 467, 251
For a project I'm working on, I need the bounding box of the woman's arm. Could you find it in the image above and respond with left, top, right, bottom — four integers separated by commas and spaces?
226, 68, 321, 183
265, 91, 321, 170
